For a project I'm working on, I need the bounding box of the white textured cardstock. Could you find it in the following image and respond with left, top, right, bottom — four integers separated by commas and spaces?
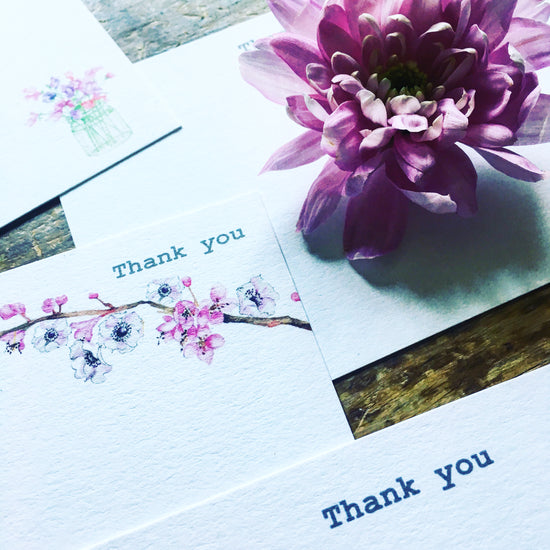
0, 195, 352, 549
0, 0, 179, 228
61, 14, 550, 379
95, 365, 550, 550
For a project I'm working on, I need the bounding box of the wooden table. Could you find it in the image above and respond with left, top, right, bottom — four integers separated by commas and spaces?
1, 0, 549, 439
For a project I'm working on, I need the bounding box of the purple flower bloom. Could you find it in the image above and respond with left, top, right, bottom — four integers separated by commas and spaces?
32, 319, 69, 352
241, 0, 550, 258
70, 341, 112, 383
42, 91, 57, 103
236, 276, 279, 317
98, 311, 143, 353
61, 84, 75, 98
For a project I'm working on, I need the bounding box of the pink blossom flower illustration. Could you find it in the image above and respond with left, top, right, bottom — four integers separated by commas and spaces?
70, 317, 102, 342
0, 330, 26, 354
26, 112, 40, 127
157, 300, 198, 343
98, 311, 143, 353
183, 325, 225, 365
0, 303, 28, 321
69, 341, 112, 383
236, 276, 279, 317
0, 275, 310, 376
240, 0, 550, 259
32, 319, 69, 352
174, 300, 198, 328
41, 295, 68, 314
146, 277, 183, 305
198, 284, 236, 324
23, 87, 41, 100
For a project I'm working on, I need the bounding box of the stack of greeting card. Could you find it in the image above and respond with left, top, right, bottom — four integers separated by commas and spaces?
1, 2, 549, 548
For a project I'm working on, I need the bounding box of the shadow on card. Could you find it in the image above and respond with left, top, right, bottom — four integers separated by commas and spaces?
304, 167, 545, 300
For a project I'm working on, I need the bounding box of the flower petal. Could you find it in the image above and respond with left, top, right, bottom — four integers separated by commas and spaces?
417, 146, 478, 216
206, 333, 225, 350
475, 146, 546, 181
270, 34, 326, 84
286, 95, 325, 130
306, 62, 332, 92
358, 90, 388, 125
267, 0, 324, 36
261, 129, 324, 172
466, 70, 514, 123
513, 0, 550, 22
343, 0, 384, 40
515, 92, 550, 145
394, 134, 437, 183
359, 127, 396, 151
343, 166, 409, 260
478, 0, 517, 48
507, 17, 550, 70
345, 152, 386, 196
239, 47, 312, 105
321, 101, 360, 155
388, 114, 428, 132
463, 123, 516, 148
318, 9, 361, 61
389, 95, 421, 115
297, 160, 349, 233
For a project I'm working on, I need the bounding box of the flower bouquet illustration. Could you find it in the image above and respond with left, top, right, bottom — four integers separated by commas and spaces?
24, 67, 132, 156
0, 275, 310, 384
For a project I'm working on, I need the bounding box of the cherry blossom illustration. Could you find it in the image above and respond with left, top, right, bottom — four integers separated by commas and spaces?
98, 311, 144, 353
145, 277, 183, 305
69, 341, 112, 384
32, 319, 70, 352
236, 276, 279, 317
0, 277, 310, 382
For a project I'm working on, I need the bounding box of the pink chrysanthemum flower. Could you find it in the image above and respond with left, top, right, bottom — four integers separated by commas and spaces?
240, 0, 550, 258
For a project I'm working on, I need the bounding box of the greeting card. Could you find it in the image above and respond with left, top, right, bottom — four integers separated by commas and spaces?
0, 195, 352, 549
0, 0, 179, 228
93, 365, 550, 549
61, 13, 550, 379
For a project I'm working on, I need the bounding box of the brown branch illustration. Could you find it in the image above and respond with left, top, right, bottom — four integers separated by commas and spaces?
0, 300, 311, 339
0, 300, 171, 339
223, 313, 311, 330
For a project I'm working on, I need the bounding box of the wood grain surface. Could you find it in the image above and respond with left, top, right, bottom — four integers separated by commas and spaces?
1, 1, 549, 440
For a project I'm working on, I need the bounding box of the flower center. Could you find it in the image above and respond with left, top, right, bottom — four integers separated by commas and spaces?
379, 61, 428, 97
157, 283, 172, 298
112, 321, 132, 342
245, 289, 262, 307
84, 350, 101, 368
44, 328, 58, 343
